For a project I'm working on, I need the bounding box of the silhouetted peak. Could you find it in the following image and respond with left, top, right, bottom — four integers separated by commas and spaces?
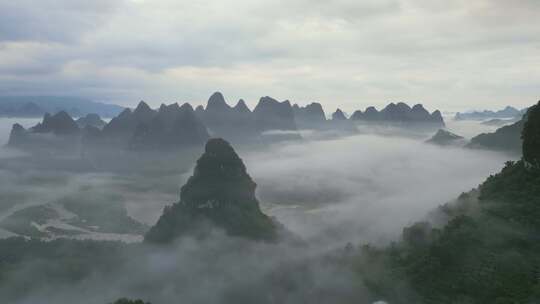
427, 129, 464, 145
179, 102, 195, 113
206, 92, 231, 112
11, 123, 25, 132
33, 111, 79, 135
134, 101, 152, 114
7, 123, 28, 146
234, 99, 251, 113
383, 103, 397, 111
294, 102, 326, 123
396, 102, 412, 111
305, 102, 324, 112
195, 105, 205, 114
332, 109, 347, 120
145, 138, 277, 243
204, 138, 239, 159
412, 104, 428, 112
431, 110, 443, 119
350, 110, 364, 120
365, 106, 378, 113
118, 108, 132, 118
257, 96, 280, 106
76, 113, 106, 129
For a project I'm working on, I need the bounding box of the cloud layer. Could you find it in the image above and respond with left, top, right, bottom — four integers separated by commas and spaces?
0, 0, 539, 112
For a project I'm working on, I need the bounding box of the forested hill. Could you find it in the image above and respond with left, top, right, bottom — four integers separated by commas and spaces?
351, 101, 540, 303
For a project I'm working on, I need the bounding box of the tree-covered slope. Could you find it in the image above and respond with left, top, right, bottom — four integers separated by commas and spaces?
352, 101, 540, 303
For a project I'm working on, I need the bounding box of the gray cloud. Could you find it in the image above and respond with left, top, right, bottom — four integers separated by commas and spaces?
0, 0, 538, 111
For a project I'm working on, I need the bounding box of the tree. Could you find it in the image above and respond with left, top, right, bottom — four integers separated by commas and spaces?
522, 101, 540, 168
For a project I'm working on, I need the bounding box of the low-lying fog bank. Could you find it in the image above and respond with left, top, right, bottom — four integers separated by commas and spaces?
246, 132, 510, 247
0, 118, 511, 245
0, 117, 515, 304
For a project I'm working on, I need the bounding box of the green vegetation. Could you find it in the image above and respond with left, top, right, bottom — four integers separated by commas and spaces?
468, 119, 524, 153
350, 101, 540, 303
0, 238, 127, 302
145, 138, 277, 243
523, 101, 540, 168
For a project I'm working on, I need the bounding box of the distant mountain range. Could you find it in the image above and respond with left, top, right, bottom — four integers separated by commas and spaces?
0, 96, 125, 118
6, 92, 447, 153
350, 102, 444, 126
455, 106, 526, 121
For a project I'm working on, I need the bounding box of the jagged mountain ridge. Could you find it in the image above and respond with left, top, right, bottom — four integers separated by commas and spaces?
0, 96, 124, 118
6, 92, 448, 151
350, 102, 444, 126
455, 106, 525, 121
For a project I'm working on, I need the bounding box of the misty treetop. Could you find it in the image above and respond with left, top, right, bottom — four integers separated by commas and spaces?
522, 101, 540, 168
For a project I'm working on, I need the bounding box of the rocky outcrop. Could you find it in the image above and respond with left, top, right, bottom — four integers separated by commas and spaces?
426, 129, 465, 146
350, 102, 445, 127
7, 111, 81, 151
129, 103, 209, 150
145, 138, 278, 243
101, 101, 157, 141
233, 99, 251, 114
32, 111, 80, 135
7, 123, 28, 147
76, 113, 106, 129
293, 102, 326, 128
253, 97, 297, 131
331, 109, 347, 121
196, 92, 258, 142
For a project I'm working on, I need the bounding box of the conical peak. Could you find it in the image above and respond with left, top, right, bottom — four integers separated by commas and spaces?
234, 99, 251, 113
258, 96, 279, 105
412, 104, 426, 111
53, 110, 72, 120
332, 108, 347, 120
118, 108, 132, 118
168, 102, 181, 111
396, 102, 411, 110
306, 102, 323, 110
204, 138, 239, 158
134, 101, 152, 113
179, 102, 194, 112
206, 92, 231, 111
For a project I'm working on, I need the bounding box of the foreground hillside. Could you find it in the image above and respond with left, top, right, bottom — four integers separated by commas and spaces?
351, 101, 540, 303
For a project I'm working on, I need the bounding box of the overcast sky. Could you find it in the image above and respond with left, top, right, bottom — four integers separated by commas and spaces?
0, 0, 538, 112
